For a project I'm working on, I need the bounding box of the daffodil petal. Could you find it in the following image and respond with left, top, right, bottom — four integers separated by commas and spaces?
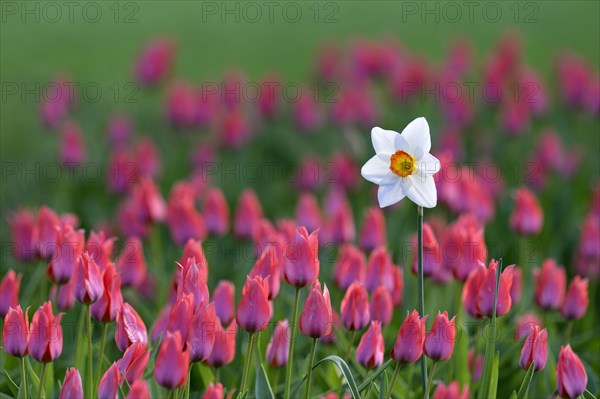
361, 155, 390, 184
372, 127, 400, 155
417, 152, 441, 175
377, 180, 407, 208
407, 176, 437, 208
401, 117, 431, 153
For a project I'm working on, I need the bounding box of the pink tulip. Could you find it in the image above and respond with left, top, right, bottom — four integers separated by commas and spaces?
116, 342, 150, 383
0, 270, 21, 317
166, 293, 194, 341
365, 246, 394, 293
250, 244, 281, 299
356, 321, 384, 369
28, 301, 63, 362
135, 37, 175, 85
433, 381, 469, 399
176, 257, 210, 311
370, 286, 393, 325
98, 362, 120, 399
35, 206, 61, 259
74, 252, 104, 304
115, 303, 147, 352
47, 226, 85, 285
359, 207, 386, 252
187, 302, 217, 362
167, 181, 206, 245
576, 211, 600, 278
166, 81, 196, 128
477, 260, 515, 318
444, 214, 488, 281
510, 188, 544, 235
557, 345, 588, 398
234, 189, 263, 239
53, 276, 76, 311
424, 311, 456, 361
91, 263, 123, 322
468, 349, 483, 381
60, 121, 86, 166
510, 267, 523, 305
561, 276, 589, 320
204, 188, 230, 236
299, 281, 332, 339
519, 325, 548, 372
333, 244, 366, 290
236, 276, 271, 333
295, 193, 322, 233
177, 239, 208, 283
283, 226, 320, 288
340, 282, 370, 331
202, 383, 224, 399
85, 231, 116, 271
534, 259, 566, 310
391, 310, 427, 364
515, 313, 543, 341
154, 331, 189, 389
126, 380, 150, 399
213, 280, 235, 326
326, 196, 355, 244
205, 320, 237, 368
8, 209, 36, 262
116, 236, 147, 288
2, 305, 29, 357
266, 320, 290, 368
411, 223, 441, 277
59, 368, 83, 399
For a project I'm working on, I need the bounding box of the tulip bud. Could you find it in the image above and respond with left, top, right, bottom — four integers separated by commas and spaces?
98, 362, 120, 399
0, 270, 21, 318
391, 266, 404, 307
115, 303, 148, 352
204, 188, 230, 236
91, 263, 123, 323
424, 311, 456, 361
299, 281, 333, 338
519, 326, 548, 372
205, 320, 237, 368
476, 261, 515, 318
74, 252, 104, 304
86, 231, 116, 271
321, 310, 340, 345
391, 310, 427, 364
356, 321, 384, 369
327, 197, 355, 244
359, 207, 386, 252
333, 244, 366, 290
59, 368, 83, 399
213, 281, 235, 326
126, 380, 150, 399
340, 282, 370, 331
35, 206, 61, 259
510, 188, 543, 235
2, 305, 29, 357
283, 227, 320, 288
557, 345, 588, 399
9, 209, 37, 262
116, 236, 147, 288
154, 331, 189, 389
370, 286, 393, 325
266, 320, 290, 368
444, 214, 488, 282
166, 293, 194, 341
250, 245, 281, 299
296, 193, 322, 233
176, 257, 209, 311
433, 381, 469, 399
167, 182, 206, 245
515, 312, 543, 341
29, 301, 63, 362
116, 342, 150, 383
136, 37, 175, 85
365, 246, 394, 293
202, 383, 224, 399
510, 267, 523, 305
534, 259, 566, 310
188, 303, 217, 362
236, 275, 271, 333
468, 349, 483, 381
54, 276, 76, 311
178, 239, 208, 283
234, 189, 263, 239
47, 226, 85, 285
561, 276, 589, 320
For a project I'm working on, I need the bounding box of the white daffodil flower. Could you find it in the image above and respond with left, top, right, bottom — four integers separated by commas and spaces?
361, 117, 441, 208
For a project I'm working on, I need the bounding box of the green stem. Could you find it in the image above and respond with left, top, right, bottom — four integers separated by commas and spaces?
564, 320, 574, 344
95, 322, 108, 389
20, 357, 28, 399
345, 330, 357, 362
304, 338, 318, 399
284, 287, 301, 399
184, 364, 192, 399
424, 361, 437, 399
214, 367, 220, 383
38, 362, 48, 399
386, 362, 401, 399
417, 205, 428, 397
240, 331, 256, 395
87, 305, 94, 399
272, 368, 281, 392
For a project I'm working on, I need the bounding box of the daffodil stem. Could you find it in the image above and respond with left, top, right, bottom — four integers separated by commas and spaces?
38, 362, 48, 399
386, 362, 401, 399
20, 357, 28, 399
417, 205, 428, 397
304, 338, 318, 399
424, 361, 437, 399
240, 331, 256, 395
86, 304, 94, 399
284, 286, 301, 399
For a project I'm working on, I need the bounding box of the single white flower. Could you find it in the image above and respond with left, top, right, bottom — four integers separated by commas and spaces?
361, 117, 441, 208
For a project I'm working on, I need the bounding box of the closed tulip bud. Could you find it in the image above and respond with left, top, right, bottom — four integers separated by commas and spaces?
204, 188, 230, 236
370, 286, 393, 325
47, 226, 85, 285
205, 320, 237, 368
561, 276, 589, 320
2, 305, 29, 357
98, 362, 120, 399
116, 236, 147, 288
462, 264, 485, 318
424, 311, 456, 361
266, 320, 290, 368
433, 381, 469, 399
29, 301, 63, 362
115, 303, 147, 352
359, 207, 386, 252
391, 266, 404, 307
176, 257, 210, 311
391, 310, 427, 364
167, 182, 206, 245
126, 380, 150, 399
91, 263, 123, 322
9, 209, 36, 262
188, 302, 217, 362
411, 224, 441, 277
86, 230, 116, 271
321, 310, 340, 345
234, 189, 263, 239
136, 37, 175, 85
365, 247, 394, 293
236, 275, 271, 333
476, 261, 515, 318
333, 244, 366, 290
59, 368, 83, 399
74, 252, 104, 304
35, 206, 61, 259
178, 239, 208, 283
116, 342, 150, 383
299, 281, 333, 338
510, 188, 543, 235
296, 193, 322, 233
202, 383, 224, 399
166, 293, 194, 341
328, 198, 355, 244
250, 245, 281, 299
356, 321, 384, 369
510, 267, 523, 305
444, 214, 488, 282
340, 282, 370, 331
468, 349, 483, 381
557, 345, 588, 398
154, 331, 189, 389
515, 312, 543, 341
534, 259, 566, 310
213, 280, 235, 326
0, 270, 21, 318
283, 226, 320, 288
519, 326, 548, 372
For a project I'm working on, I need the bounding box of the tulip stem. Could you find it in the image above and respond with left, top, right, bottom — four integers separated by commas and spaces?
304, 338, 318, 399
20, 357, 28, 399
95, 322, 108, 390
184, 365, 192, 399
284, 286, 301, 399
214, 367, 220, 383
386, 362, 401, 399
240, 331, 256, 395
86, 304, 94, 399
424, 361, 437, 399
345, 330, 357, 362
564, 320, 574, 344
38, 362, 48, 399
417, 205, 428, 397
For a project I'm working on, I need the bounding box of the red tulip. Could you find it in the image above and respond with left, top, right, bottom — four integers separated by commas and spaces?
202, 383, 224, 399
204, 188, 230, 236
47, 226, 85, 285
213, 280, 235, 326
510, 188, 543, 235
340, 282, 370, 331
557, 345, 588, 399
477, 260, 515, 318
333, 244, 366, 290
576, 211, 600, 278
205, 320, 237, 368
236, 275, 271, 333
510, 267, 523, 305
178, 239, 208, 283
296, 193, 322, 233
35, 206, 61, 259
187, 302, 217, 362
359, 207, 386, 252
561, 276, 589, 320
126, 380, 150, 399
534, 259, 566, 310
391, 266, 404, 307
519, 325, 548, 372
266, 320, 290, 368
0, 270, 21, 317
167, 181, 206, 245
86, 230, 116, 271
74, 252, 104, 304
166, 293, 194, 341
2, 305, 29, 357
250, 244, 281, 299
391, 310, 427, 364
29, 301, 63, 362
424, 311, 456, 361
91, 263, 123, 322
176, 257, 209, 311
411, 223, 441, 277
9, 209, 37, 262
234, 189, 263, 239
116, 236, 147, 288
370, 286, 393, 325
283, 226, 320, 288
135, 37, 175, 85
59, 368, 83, 399
53, 275, 76, 311
364, 246, 394, 293
433, 381, 469, 399
115, 303, 147, 352
515, 312, 543, 341
355, 321, 384, 369
98, 362, 120, 399
299, 281, 332, 339
154, 331, 189, 389
116, 342, 150, 383
444, 214, 488, 282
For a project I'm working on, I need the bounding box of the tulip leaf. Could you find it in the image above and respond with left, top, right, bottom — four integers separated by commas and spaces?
0, 394, 16, 399
3, 371, 19, 398
487, 352, 499, 399
509, 391, 517, 399
291, 355, 361, 399
358, 359, 393, 391
378, 370, 388, 399
516, 363, 535, 399
255, 364, 274, 399
584, 390, 598, 399
454, 302, 470, 387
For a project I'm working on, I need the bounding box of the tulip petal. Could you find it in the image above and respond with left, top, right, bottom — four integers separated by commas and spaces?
401, 117, 431, 153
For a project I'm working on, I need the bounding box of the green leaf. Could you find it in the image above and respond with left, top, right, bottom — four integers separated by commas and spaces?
378, 370, 388, 399
291, 355, 361, 399
358, 359, 393, 391
255, 365, 274, 399
584, 390, 598, 399
195, 363, 215, 389
516, 363, 535, 399
4, 371, 19, 398
487, 352, 499, 399
454, 301, 470, 387
509, 391, 517, 399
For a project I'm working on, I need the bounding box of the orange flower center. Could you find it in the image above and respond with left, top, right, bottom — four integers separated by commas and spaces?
389, 150, 417, 177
